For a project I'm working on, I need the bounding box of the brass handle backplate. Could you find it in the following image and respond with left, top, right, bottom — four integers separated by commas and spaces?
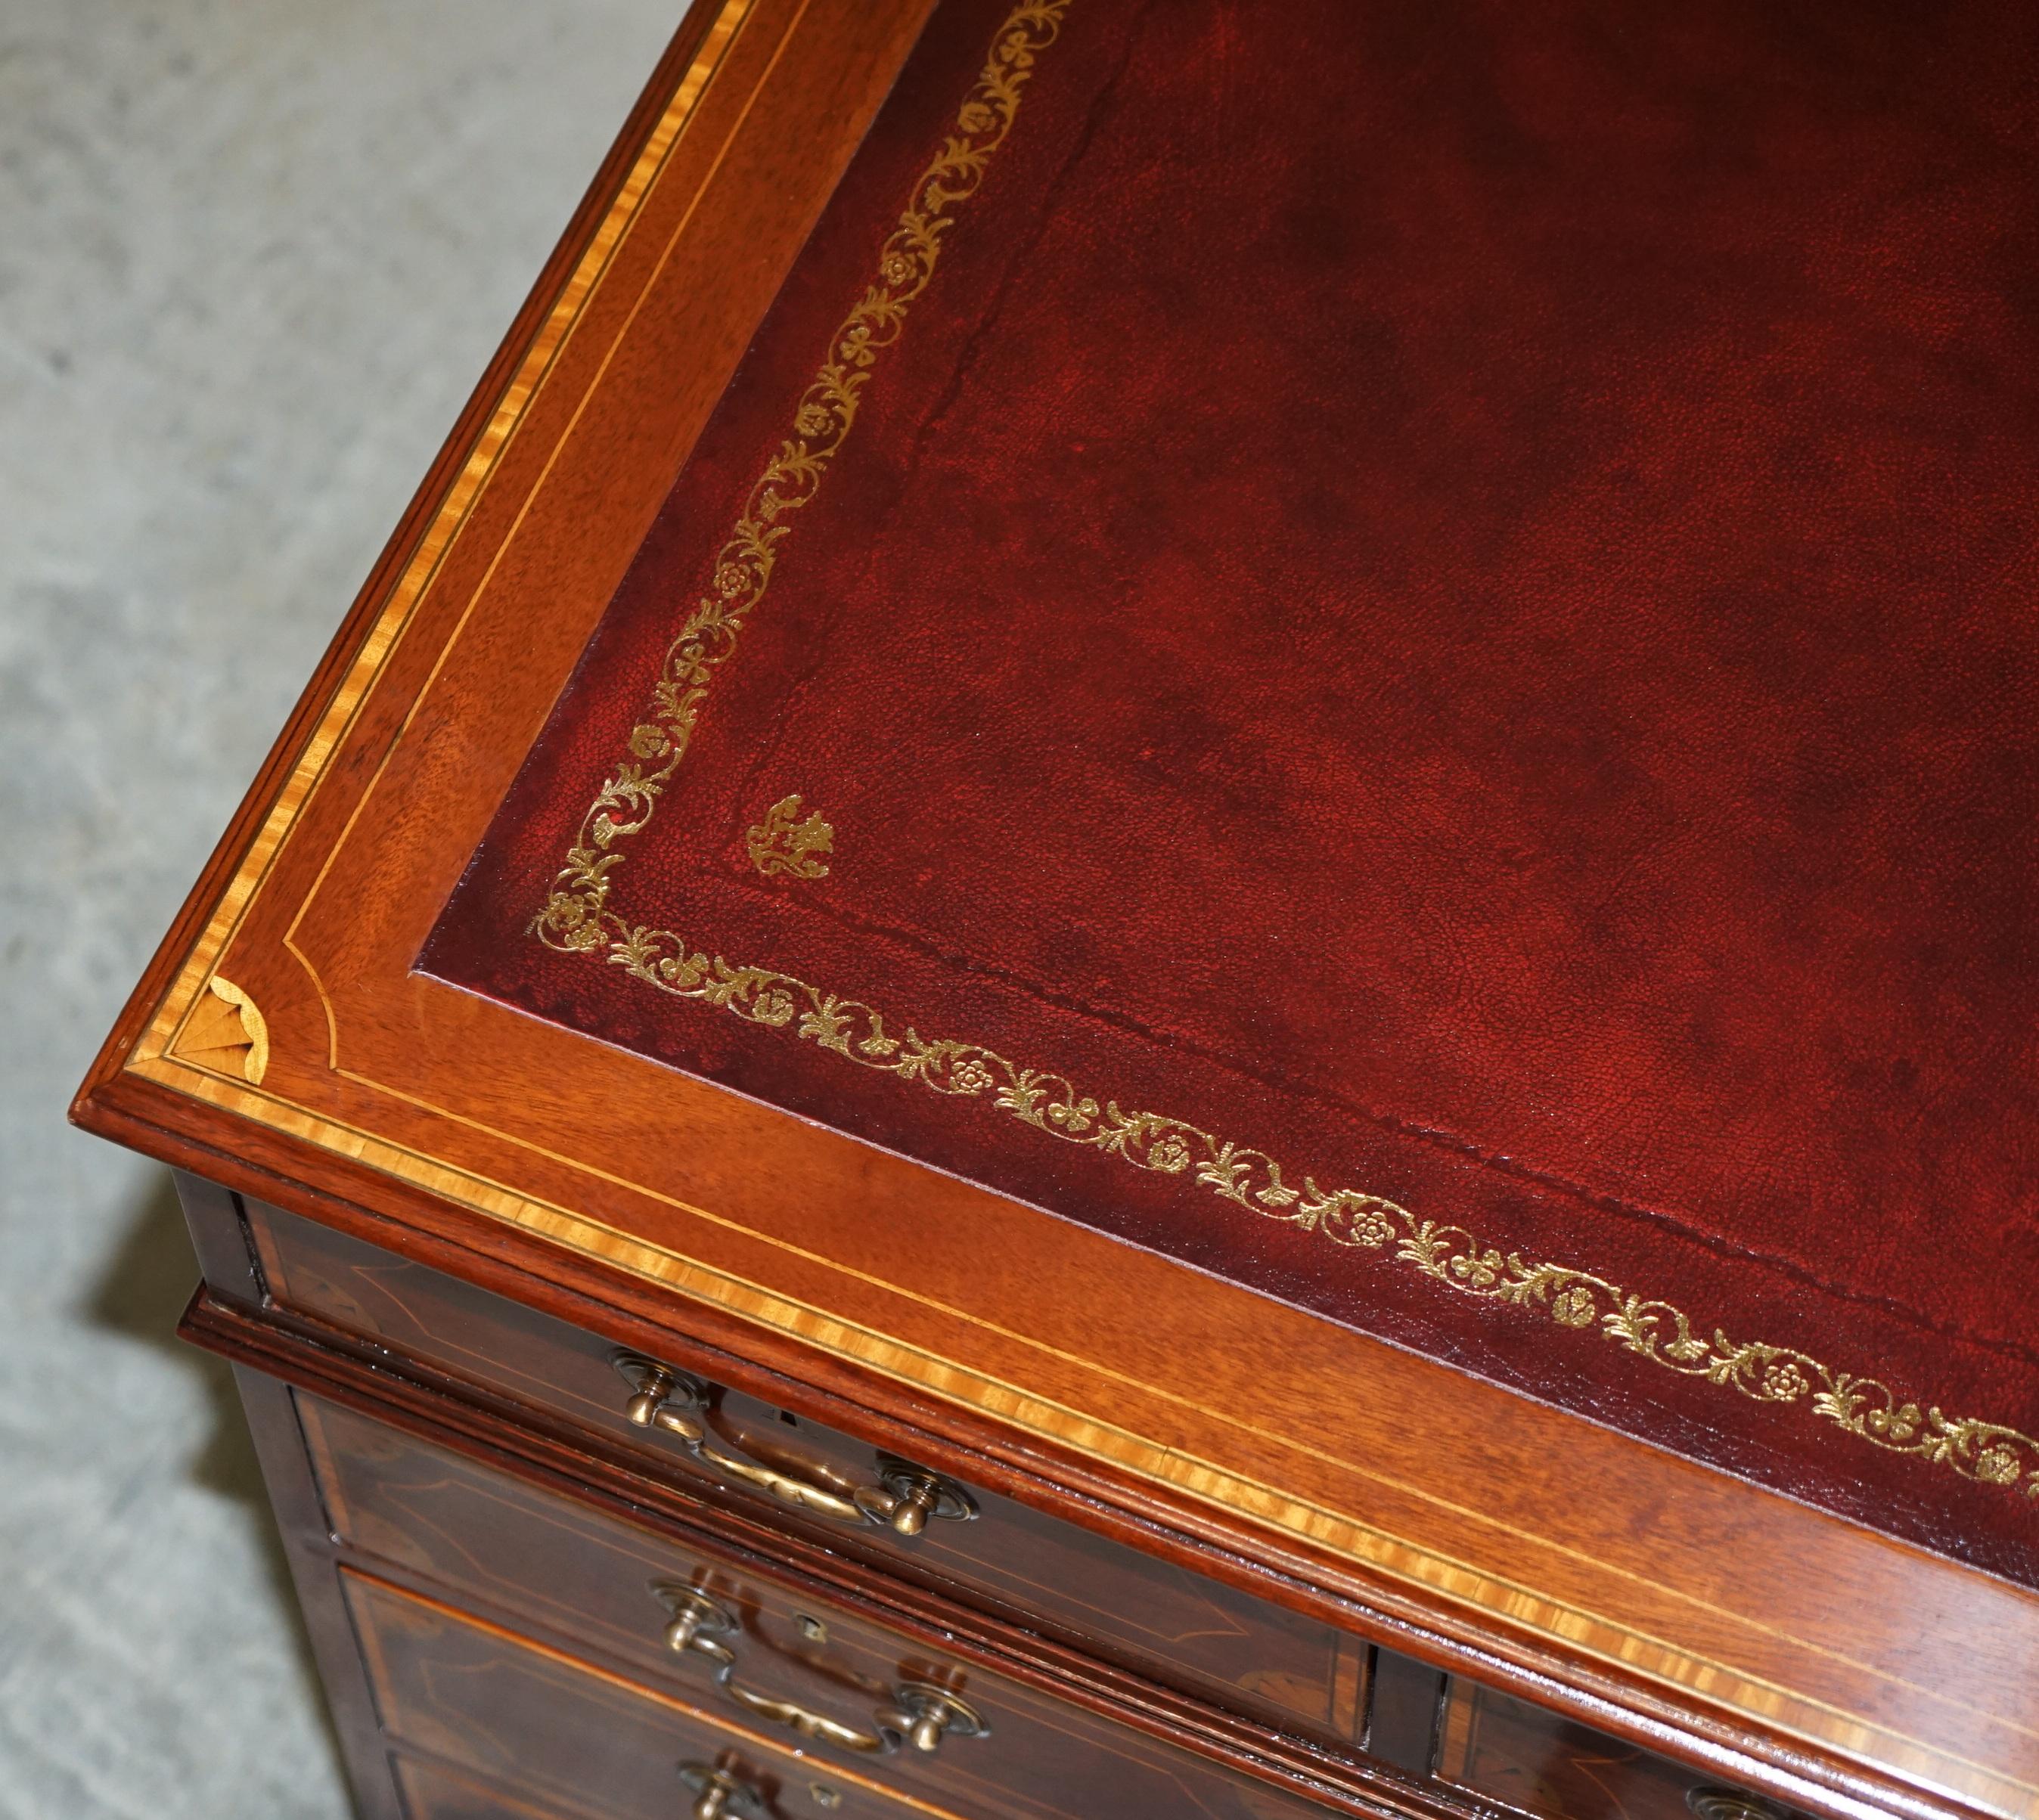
613, 1354, 977, 1537
657, 1587, 988, 1760
870, 1454, 976, 1536
1689, 1791, 1790, 1820
884, 1681, 992, 1755
613, 1353, 710, 1442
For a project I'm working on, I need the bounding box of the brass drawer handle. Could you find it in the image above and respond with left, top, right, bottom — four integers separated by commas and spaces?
613, 1353, 977, 1537
614, 1356, 709, 1442
886, 1682, 992, 1756
678, 1763, 763, 1820
658, 1587, 988, 1760
872, 1458, 966, 1538
696, 1442, 870, 1527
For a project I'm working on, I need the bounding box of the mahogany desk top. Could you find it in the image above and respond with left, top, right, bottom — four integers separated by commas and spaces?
76, 5, 2039, 1820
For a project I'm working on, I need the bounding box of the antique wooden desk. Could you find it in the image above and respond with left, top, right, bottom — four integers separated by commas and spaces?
75, 4, 2039, 1819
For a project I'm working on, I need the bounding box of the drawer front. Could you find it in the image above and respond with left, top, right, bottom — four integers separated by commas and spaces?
1435, 1679, 1774, 1820
347, 1568, 1340, 1820
309, 1397, 1336, 1820
395, 1758, 585, 1820
251, 1199, 1368, 1751
353, 1573, 942, 1820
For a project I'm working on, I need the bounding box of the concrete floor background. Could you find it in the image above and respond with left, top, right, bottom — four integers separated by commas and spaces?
0, 3, 680, 1812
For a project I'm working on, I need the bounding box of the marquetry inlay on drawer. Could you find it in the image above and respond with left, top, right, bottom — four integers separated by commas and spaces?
250, 1199, 1373, 1755
393, 1757, 609, 1820
343, 1564, 1349, 1820
1435, 1678, 1794, 1820
352, 1572, 958, 1820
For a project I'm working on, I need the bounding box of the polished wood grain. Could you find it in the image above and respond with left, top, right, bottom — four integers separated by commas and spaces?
208, 1275, 1789, 1820
255, 1195, 1373, 1752
309, 1397, 1359, 1820
70, 4, 2039, 1819
1436, 1678, 1744, 1820
188, 1284, 1472, 1820
172, 1169, 264, 1307
118, 980, 2039, 1820
394, 1758, 585, 1820
227, 1362, 405, 1820
352, 1571, 945, 1820
347, 1567, 1364, 1820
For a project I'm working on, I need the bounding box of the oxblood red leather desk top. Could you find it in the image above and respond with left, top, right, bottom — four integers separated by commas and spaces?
76, 3, 2039, 1814
422, 0, 2039, 1581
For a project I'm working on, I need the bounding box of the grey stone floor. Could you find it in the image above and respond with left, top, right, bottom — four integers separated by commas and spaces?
0, 2, 680, 1812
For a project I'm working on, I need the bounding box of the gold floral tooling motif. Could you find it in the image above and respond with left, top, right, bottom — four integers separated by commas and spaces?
575, 929, 2039, 1505
537, 2, 1069, 953
529, 0, 2039, 1511
746, 794, 833, 879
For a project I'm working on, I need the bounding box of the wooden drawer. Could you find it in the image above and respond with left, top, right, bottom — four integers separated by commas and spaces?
1435, 1679, 1776, 1820
250, 1199, 1372, 1753
354, 1573, 941, 1820
394, 1758, 590, 1820
347, 1568, 1345, 1820
308, 1394, 1345, 1820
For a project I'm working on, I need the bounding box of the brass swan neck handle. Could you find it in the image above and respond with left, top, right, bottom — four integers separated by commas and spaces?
614, 1353, 976, 1538
657, 1587, 988, 1760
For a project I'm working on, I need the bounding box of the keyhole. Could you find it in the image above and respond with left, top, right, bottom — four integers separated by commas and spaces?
796, 1613, 829, 1645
